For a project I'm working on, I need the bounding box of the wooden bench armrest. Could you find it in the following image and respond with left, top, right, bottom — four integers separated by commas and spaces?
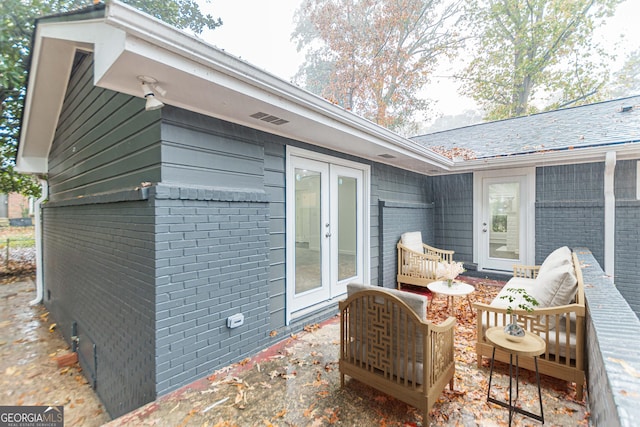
430, 316, 456, 332
473, 302, 585, 317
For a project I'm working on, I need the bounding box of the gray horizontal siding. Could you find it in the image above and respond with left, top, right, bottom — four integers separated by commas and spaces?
159, 108, 265, 190
263, 140, 287, 329
429, 173, 474, 263
48, 54, 162, 202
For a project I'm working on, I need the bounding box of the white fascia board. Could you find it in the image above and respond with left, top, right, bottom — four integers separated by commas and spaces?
14, 157, 48, 175
37, 20, 126, 84
16, 33, 74, 173
16, 20, 126, 174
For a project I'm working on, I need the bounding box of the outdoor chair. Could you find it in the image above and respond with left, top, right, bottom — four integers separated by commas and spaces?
397, 231, 454, 289
339, 283, 455, 424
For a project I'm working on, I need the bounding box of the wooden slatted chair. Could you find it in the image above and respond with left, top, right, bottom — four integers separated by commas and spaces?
397, 231, 454, 289
339, 283, 455, 424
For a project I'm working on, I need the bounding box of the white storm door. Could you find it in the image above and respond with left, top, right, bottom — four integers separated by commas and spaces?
287, 150, 368, 318
289, 157, 331, 311
475, 170, 535, 271
329, 165, 364, 297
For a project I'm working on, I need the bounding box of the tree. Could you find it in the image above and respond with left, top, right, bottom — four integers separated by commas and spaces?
608, 49, 640, 98
292, 0, 462, 133
0, 0, 222, 197
459, 0, 621, 120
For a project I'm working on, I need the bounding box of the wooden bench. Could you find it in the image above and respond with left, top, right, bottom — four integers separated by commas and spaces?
339, 283, 456, 423
474, 248, 586, 399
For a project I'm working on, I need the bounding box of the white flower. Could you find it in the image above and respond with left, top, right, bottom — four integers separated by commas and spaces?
439, 261, 465, 281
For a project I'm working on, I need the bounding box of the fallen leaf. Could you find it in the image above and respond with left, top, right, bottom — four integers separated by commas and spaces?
303, 402, 316, 418
608, 357, 640, 378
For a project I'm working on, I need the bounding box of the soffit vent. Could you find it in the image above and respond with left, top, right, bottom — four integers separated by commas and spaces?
250, 112, 290, 125
378, 153, 396, 159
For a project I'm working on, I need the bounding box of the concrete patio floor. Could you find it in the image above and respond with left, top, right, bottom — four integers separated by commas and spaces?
105, 278, 589, 427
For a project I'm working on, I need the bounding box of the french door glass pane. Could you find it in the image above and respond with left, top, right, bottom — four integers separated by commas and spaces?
294, 169, 322, 294
489, 182, 519, 260
337, 176, 357, 281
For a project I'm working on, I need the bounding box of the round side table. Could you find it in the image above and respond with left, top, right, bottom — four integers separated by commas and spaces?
485, 326, 546, 426
426, 280, 474, 317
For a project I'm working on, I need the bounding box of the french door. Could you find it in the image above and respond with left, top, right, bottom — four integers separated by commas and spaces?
474, 169, 535, 271
286, 149, 368, 320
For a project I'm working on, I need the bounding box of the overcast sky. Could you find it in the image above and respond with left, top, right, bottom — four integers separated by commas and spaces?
197, 0, 640, 120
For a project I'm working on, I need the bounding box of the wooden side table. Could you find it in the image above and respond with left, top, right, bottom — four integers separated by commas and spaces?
485, 326, 546, 426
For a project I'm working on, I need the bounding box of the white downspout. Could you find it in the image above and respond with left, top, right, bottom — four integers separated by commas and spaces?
30, 179, 48, 306
604, 151, 616, 277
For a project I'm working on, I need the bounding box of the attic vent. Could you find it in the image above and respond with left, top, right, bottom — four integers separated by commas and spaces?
378, 153, 396, 159
250, 112, 289, 125
620, 106, 635, 113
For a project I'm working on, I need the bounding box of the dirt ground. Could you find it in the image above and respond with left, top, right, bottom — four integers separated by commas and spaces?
2, 276, 588, 427
0, 276, 111, 426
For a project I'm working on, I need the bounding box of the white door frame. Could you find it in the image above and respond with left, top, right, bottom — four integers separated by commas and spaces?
285, 146, 370, 324
473, 168, 536, 271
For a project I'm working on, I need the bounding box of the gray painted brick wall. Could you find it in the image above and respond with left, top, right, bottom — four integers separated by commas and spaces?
43, 201, 156, 418
577, 248, 640, 427
151, 184, 271, 396
378, 201, 434, 288
613, 160, 640, 316
535, 164, 605, 265
536, 163, 604, 202
614, 201, 640, 315
535, 202, 604, 263
372, 163, 431, 287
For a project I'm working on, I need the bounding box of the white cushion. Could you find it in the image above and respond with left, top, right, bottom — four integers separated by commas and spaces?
537, 246, 572, 278
400, 231, 424, 254
533, 262, 577, 309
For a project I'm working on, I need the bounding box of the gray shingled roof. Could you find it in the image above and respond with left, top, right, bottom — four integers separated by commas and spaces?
411, 95, 640, 159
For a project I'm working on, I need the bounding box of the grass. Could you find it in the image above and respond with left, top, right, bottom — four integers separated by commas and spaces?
0, 225, 36, 278
0, 225, 35, 240
0, 226, 35, 249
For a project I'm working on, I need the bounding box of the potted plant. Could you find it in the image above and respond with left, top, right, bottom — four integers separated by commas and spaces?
499, 288, 539, 341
